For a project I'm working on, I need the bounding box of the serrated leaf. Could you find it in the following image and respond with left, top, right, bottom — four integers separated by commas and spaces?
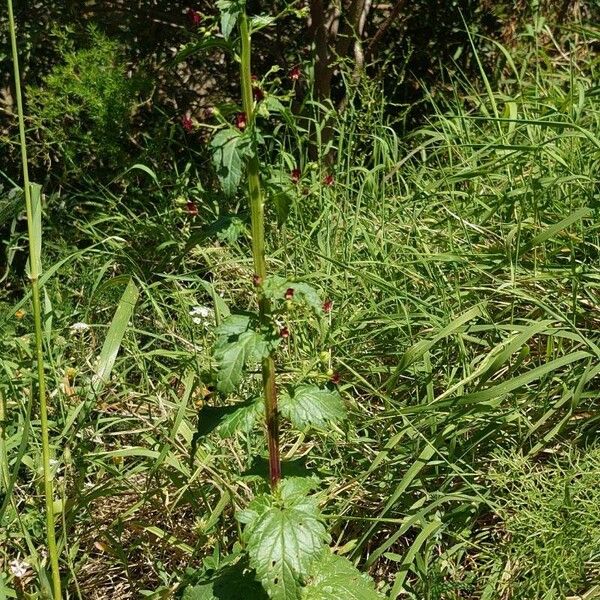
250, 15, 276, 32
238, 479, 330, 600
215, 313, 252, 338
216, 0, 244, 39
195, 398, 262, 438
264, 96, 295, 128
243, 456, 314, 481
263, 276, 323, 314
187, 215, 247, 247
302, 551, 384, 600
280, 384, 346, 429
211, 128, 251, 197
214, 330, 270, 393
182, 559, 268, 600
169, 37, 233, 67
218, 398, 264, 437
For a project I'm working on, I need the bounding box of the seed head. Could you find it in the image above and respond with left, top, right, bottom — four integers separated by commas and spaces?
322, 299, 333, 313
186, 201, 198, 216
280, 326, 290, 339
284, 287, 295, 300
291, 168, 301, 184
323, 174, 334, 186
330, 372, 341, 385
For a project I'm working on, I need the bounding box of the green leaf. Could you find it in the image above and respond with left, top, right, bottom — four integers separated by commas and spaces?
215, 313, 252, 338
263, 276, 323, 314
263, 96, 296, 128
182, 559, 268, 600
195, 398, 262, 438
238, 479, 330, 600
169, 37, 233, 67
214, 330, 270, 393
270, 189, 293, 225
216, 0, 244, 39
218, 398, 264, 437
302, 551, 384, 600
211, 128, 251, 197
187, 215, 247, 248
92, 277, 139, 394
243, 456, 314, 480
280, 384, 346, 429
250, 15, 276, 32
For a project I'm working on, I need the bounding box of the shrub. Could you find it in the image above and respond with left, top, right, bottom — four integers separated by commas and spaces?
27, 26, 142, 175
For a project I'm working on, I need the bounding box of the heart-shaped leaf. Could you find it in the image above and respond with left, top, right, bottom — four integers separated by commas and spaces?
238, 479, 330, 600
280, 384, 346, 429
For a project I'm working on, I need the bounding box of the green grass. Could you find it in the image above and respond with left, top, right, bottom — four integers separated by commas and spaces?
1, 20, 599, 600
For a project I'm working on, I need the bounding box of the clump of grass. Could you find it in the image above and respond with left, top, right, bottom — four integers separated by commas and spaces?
487, 448, 600, 598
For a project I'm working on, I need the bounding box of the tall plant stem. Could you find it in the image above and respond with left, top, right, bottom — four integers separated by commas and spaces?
239, 13, 281, 489
7, 1, 62, 597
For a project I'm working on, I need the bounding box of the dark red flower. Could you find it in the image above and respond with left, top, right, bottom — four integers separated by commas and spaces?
291, 168, 301, 184
235, 112, 247, 130
330, 372, 341, 385
289, 65, 302, 81
284, 288, 295, 300
252, 86, 264, 102
322, 299, 333, 313
186, 201, 198, 216
187, 8, 202, 27
181, 114, 193, 133
252, 274, 263, 287
280, 326, 290, 339
323, 174, 334, 186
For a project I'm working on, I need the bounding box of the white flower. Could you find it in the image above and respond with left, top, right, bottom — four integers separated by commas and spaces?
189, 305, 214, 327
10, 558, 30, 579
69, 322, 90, 332
190, 305, 212, 318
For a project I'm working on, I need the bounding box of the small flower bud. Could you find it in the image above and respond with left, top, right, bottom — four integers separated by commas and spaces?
235, 112, 247, 130
319, 350, 330, 363
289, 65, 301, 81
187, 8, 202, 27
252, 86, 264, 102
181, 114, 193, 133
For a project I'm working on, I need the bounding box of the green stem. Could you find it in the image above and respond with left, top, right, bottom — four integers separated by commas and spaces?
6, 2, 62, 597
0, 391, 8, 492
239, 13, 281, 489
